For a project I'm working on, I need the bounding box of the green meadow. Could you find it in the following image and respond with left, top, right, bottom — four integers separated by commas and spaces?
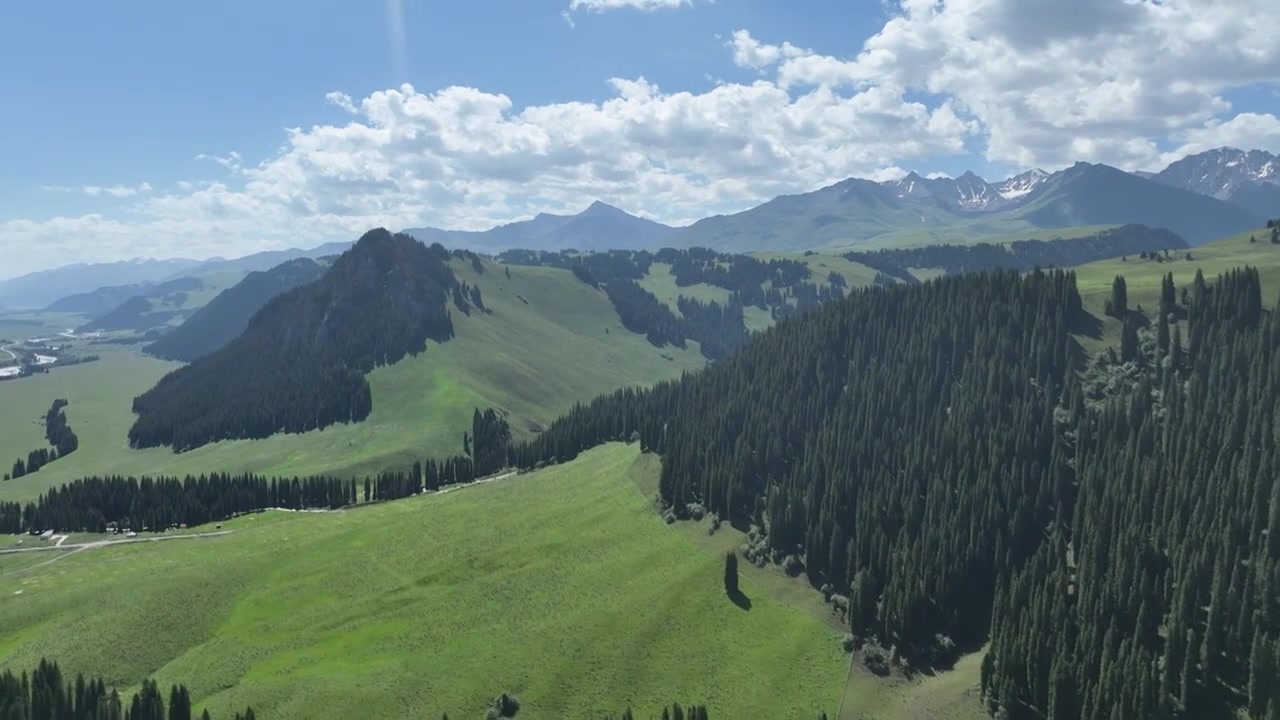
0, 259, 704, 503
0, 444, 849, 719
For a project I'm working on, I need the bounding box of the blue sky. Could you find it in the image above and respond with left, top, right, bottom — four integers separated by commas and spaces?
3, 0, 896, 222
2, 0, 1278, 277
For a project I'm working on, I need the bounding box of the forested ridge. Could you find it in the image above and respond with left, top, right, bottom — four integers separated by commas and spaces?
128, 229, 467, 451
503, 265, 1280, 719
5, 398, 79, 481
499, 245, 836, 359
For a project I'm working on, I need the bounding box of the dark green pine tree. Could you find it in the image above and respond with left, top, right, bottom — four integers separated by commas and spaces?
1110, 274, 1128, 316
168, 685, 191, 720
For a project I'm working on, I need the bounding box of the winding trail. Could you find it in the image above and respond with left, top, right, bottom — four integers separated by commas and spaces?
0, 344, 16, 361
0, 531, 234, 577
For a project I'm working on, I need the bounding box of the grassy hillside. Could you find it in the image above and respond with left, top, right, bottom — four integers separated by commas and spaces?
837, 221, 1119, 252
1075, 227, 1280, 305
0, 258, 703, 503
626, 454, 988, 720
1072, 227, 1280, 348
0, 444, 847, 719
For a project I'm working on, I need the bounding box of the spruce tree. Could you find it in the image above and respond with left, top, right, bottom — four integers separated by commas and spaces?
1110, 275, 1128, 316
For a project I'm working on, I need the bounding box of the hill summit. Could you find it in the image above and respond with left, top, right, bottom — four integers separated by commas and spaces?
129, 229, 467, 451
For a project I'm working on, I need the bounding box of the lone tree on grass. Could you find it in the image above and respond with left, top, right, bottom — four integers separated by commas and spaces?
724, 550, 739, 595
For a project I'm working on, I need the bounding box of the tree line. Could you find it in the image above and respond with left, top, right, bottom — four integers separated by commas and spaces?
4, 398, 79, 481
127, 230, 465, 451
0, 406, 514, 534
843, 224, 1186, 283
500, 264, 1277, 718
0, 658, 254, 720
510, 269, 1082, 661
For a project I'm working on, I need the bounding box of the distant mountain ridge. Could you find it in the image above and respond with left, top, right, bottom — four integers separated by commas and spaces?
44, 281, 164, 318
404, 201, 676, 253
145, 258, 329, 362
4, 148, 1275, 297
664, 157, 1265, 252
0, 258, 203, 309
1148, 147, 1280, 218
77, 277, 208, 332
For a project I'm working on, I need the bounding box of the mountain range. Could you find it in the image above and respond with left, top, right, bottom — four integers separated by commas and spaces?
403, 200, 675, 253
144, 258, 330, 362
2, 147, 1275, 310
0, 258, 205, 309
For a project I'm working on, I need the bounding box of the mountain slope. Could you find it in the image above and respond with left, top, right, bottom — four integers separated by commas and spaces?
0, 258, 203, 309
172, 241, 352, 281
1149, 147, 1280, 217
145, 258, 329, 362
0, 444, 846, 719
0, 252, 705, 500
509, 260, 1276, 719
670, 161, 1262, 252
76, 277, 209, 332
669, 178, 964, 252
404, 201, 676, 252
44, 281, 161, 317
129, 229, 461, 451
1013, 162, 1264, 244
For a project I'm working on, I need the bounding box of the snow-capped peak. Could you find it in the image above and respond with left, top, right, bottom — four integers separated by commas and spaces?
1150, 147, 1279, 200
996, 168, 1050, 200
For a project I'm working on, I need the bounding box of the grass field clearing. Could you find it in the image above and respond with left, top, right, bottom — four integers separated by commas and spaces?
0, 444, 847, 719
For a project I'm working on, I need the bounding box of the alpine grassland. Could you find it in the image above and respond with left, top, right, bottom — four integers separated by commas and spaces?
0, 444, 846, 719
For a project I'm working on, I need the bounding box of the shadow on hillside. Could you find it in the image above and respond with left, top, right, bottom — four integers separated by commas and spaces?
1123, 308, 1151, 328
728, 589, 753, 611
1069, 307, 1104, 340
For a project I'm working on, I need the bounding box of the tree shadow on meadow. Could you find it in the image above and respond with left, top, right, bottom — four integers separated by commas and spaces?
728, 589, 752, 611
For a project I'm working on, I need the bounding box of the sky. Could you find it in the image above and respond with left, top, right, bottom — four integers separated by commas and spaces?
2, 0, 1279, 279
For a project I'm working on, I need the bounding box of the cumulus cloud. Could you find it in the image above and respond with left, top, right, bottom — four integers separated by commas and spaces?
568, 0, 691, 10
1166, 113, 1280, 161
6, 0, 1280, 277
844, 0, 1280, 170
3, 65, 975, 276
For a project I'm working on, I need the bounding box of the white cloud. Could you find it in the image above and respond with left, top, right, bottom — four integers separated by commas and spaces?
41, 183, 153, 198
568, 0, 691, 12
841, 0, 1280, 171
83, 182, 153, 198
325, 92, 358, 114
3, 65, 974, 276
1166, 113, 1280, 161
6, 0, 1280, 277
195, 151, 244, 173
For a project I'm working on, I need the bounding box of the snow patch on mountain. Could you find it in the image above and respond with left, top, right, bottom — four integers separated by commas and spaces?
997, 169, 1050, 200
